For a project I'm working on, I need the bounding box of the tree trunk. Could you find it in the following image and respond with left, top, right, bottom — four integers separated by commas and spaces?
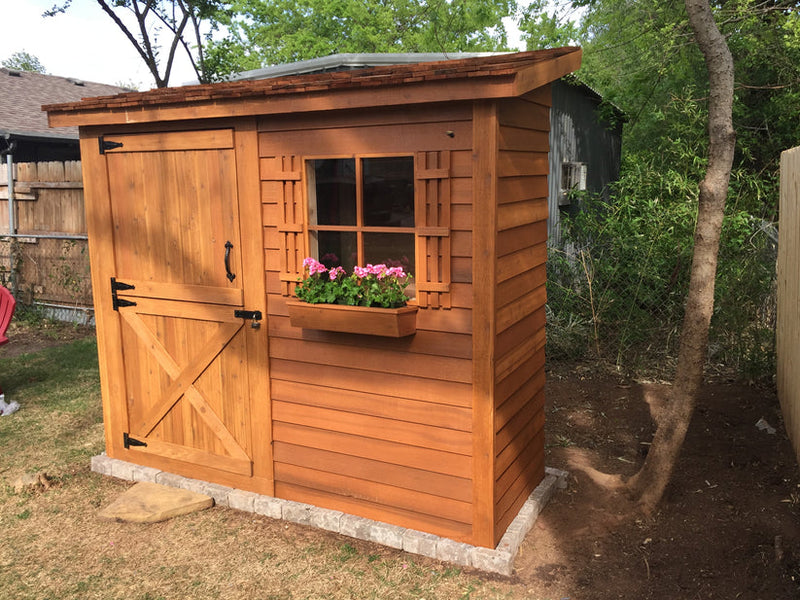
628, 0, 736, 512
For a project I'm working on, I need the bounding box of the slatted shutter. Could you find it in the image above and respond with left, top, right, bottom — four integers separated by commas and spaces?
415, 151, 452, 309
264, 156, 306, 296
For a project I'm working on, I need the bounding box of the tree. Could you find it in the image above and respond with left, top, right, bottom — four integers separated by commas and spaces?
45, 1, 232, 87
628, 0, 735, 512
2, 51, 47, 73
209, 0, 516, 72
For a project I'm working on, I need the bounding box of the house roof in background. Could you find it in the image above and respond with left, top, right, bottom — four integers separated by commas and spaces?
44, 48, 582, 128
0, 68, 130, 141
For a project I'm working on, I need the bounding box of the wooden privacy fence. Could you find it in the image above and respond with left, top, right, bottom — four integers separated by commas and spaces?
0, 160, 92, 320
778, 145, 800, 466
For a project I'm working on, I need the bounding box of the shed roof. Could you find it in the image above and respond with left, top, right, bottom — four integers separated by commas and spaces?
0, 68, 130, 141
45, 48, 581, 129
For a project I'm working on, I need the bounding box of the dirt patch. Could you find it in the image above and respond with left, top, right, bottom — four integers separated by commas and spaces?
513, 363, 800, 599
0, 320, 96, 358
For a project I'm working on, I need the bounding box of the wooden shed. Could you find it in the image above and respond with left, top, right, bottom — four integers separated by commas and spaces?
45, 48, 582, 549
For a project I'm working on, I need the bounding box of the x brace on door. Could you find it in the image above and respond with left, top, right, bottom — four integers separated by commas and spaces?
118, 307, 252, 474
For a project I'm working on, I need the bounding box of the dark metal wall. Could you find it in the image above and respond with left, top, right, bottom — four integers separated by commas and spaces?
548, 79, 623, 246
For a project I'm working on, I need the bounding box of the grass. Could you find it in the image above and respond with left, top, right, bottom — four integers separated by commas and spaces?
0, 334, 532, 600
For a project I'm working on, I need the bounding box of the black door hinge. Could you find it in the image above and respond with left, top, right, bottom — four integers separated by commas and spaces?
123, 433, 147, 449
99, 136, 123, 154
111, 277, 137, 311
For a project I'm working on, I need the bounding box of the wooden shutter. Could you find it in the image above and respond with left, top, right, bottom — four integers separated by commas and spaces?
263, 155, 306, 296
415, 151, 452, 309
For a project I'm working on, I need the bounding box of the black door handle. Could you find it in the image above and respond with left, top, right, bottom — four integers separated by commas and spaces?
224, 241, 236, 282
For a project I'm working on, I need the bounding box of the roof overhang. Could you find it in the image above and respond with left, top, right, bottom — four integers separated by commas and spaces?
44, 48, 582, 129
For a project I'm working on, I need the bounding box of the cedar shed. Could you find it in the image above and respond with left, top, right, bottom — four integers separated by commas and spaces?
45, 49, 582, 549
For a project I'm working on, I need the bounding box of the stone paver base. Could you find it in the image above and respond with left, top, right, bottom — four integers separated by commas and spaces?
91, 454, 567, 576
98, 481, 214, 523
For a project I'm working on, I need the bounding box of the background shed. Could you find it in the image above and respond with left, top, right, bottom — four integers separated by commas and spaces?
46, 49, 582, 549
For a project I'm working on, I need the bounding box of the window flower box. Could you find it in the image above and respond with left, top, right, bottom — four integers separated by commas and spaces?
287, 300, 418, 337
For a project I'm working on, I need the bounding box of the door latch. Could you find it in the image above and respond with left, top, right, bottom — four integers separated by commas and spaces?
234, 309, 262, 329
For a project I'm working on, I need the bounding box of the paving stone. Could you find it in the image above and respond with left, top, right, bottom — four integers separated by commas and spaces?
90, 454, 113, 476
435, 538, 473, 568
228, 490, 260, 512
368, 522, 405, 549
309, 508, 343, 533
402, 529, 439, 557
283, 501, 317, 526
130, 464, 160, 483
471, 547, 513, 576
197, 482, 231, 507
339, 514, 373, 541
154, 471, 186, 488
109, 459, 135, 481
253, 495, 283, 519
97, 481, 213, 523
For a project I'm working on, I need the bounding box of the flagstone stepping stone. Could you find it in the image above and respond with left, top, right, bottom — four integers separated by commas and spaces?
98, 481, 213, 523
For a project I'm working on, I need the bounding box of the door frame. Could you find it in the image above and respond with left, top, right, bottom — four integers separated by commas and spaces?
81, 119, 273, 494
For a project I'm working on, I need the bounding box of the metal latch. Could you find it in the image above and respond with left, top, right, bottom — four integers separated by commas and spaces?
234, 309, 262, 329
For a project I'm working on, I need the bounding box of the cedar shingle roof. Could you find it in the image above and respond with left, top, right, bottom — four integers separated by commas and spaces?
0, 69, 129, 139
44, 48, 581, 124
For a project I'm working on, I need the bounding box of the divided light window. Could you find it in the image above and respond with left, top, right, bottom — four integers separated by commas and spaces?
306, 156, 415, 276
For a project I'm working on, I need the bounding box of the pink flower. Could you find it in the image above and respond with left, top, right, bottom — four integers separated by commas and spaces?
353, 265, 369, 278
385, 266, 407, 278
329, 266, 345, 280
303, 257, 327, 276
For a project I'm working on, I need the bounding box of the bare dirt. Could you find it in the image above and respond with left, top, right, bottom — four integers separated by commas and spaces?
1, 320, 95, 358
519, 363, 800, 599
4, 322, 800, 599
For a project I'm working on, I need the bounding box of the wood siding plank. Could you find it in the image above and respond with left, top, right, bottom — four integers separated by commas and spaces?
272, 401, 472, 456
270, 359, 472, 407
274, 442, 472, 502
271, 380, 472, 432
273, 422, 471, 478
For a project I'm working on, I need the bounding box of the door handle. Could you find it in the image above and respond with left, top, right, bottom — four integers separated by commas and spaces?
224, 241, 236, 282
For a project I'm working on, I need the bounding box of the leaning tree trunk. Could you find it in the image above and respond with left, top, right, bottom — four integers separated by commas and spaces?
628, 0, 736, 513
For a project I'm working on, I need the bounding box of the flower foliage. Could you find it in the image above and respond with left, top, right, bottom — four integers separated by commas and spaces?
295, 258, 412, 308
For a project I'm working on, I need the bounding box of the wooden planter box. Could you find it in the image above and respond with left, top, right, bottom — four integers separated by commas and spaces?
287, 300, 418, 337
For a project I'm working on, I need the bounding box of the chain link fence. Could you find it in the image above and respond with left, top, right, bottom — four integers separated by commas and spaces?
545, 215, 777, 380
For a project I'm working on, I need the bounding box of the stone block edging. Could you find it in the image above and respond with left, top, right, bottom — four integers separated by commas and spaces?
91, 454, 567, 576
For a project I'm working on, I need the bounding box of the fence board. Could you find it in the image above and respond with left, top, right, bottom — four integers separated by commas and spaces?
778, 146, 800, 466
0, 161, 91, 309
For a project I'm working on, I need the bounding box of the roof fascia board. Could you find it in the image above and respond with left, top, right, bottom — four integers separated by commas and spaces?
47, 76, 517, 128
512, 48, 583, 97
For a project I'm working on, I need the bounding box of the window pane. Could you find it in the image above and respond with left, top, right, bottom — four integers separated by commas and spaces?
313, 231, 358, 272
309, 159, 356, 226
363, 233, 415, 277
362, 157, 415, 227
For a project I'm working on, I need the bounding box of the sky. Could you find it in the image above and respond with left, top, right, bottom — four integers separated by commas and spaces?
1, 1, 529, 90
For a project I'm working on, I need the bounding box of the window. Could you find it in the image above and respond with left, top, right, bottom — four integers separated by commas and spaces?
306, 156, 415, 276
559, 161, 587, 206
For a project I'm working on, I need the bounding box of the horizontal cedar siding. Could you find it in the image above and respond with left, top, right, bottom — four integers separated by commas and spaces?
259, 105, 475, 541
493, 92, 551, 533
